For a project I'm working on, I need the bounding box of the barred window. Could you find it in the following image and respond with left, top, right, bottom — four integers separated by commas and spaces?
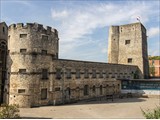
76, 69, 80, 79
100, 85, 103, 95
56, 68, 61, 80
84, 69, 89, 78
99, 70, 103, 78
92, 69, 96, 78
66, 69, 71, 79
42, 69, 48, 79
92, 86, 96, 93
84, 85, 89, 96
41, 88, 47, 100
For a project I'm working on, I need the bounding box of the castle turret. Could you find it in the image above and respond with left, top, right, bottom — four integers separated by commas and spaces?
8, 23, 59, 107
108, 22, 149, 79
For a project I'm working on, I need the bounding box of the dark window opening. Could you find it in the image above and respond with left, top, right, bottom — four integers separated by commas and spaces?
99, 70, 103, 78
66, 69, 71, 79
41, 88, 47, 100
19, 69, 26, 73
84, 69, 89, 78
84, 85, 89, 96
56, 68, 61, 79
18, 89, 25, 93
125, 40, 130, 45
20, 49, 26, 53
128, 58, 132, 63
76, 69, 80, 79
92, 70, 96, 78
42, 69, 48, 79
42, 35, 48, 40
42, 50, 47, 55
3, 27, 5, 34
20, 34, 27, 38
100, 85, 103, 95
92, 86, 96, 93
55, 87, 61, 91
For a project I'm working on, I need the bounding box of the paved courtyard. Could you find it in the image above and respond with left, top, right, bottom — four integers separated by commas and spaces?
20, 97, 160, 119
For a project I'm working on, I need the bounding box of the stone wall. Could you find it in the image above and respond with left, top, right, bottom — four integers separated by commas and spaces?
8, 23, 59, 107
108, 22, 149, 79
7, 22, 143, 107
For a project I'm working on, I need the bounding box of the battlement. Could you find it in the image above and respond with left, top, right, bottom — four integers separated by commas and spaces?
8, 23, 58, 35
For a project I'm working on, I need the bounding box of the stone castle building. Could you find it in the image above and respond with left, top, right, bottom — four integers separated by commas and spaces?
0, 22, 149, 107
108, 23, 149, 78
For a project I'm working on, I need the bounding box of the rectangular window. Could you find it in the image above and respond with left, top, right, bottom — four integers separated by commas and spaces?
42, 69, 48, 79
128, 58, 132, 63
99, 70, 103, 78
76, 69, 80, 79
92, 69, 96, 78
55, 87, 61, 91
42, 35, 48, 40
42, 50, 47, 55
20, 49, 26, 53
66, 69, 71, 79
84, 69, 89, 78
3, 27, 5, 34
18, 89, 25, 93
41, 88, 47, 100
19, 69, 26, 73
84, 85, 89, 96
125, 40, 130, 45
20, 34, 27, 38
56, 68, 61, 80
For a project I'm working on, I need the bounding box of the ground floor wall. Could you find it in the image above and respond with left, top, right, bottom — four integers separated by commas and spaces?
8, 59, 138, 107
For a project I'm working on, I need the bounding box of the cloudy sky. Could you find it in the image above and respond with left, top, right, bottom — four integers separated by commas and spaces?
1, 0, 159, 62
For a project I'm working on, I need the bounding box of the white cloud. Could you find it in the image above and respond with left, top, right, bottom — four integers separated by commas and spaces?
148, 27, 160, 38
51, 9, 69, 19
51, 1, 159, 61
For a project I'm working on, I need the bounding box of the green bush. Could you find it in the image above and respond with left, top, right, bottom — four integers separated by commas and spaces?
141, 106, 160, 119
0, 104, 20, 119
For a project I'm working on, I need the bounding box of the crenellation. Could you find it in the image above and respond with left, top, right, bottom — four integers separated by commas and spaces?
16, 23, 24, 28
0, 21, 149, 107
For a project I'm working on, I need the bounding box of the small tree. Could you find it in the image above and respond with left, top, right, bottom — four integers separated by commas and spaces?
141, 106, 160, 119
0, 104, 20, 119
149, 65, 155, 77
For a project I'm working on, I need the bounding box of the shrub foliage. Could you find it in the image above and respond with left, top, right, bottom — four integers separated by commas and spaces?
141, 106, 160, 119
0, 104, 20, 119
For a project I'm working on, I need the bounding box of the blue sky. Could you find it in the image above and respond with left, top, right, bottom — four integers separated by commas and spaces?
1, 0, 160, 62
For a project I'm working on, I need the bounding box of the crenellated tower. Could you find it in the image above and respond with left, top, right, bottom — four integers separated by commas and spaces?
108, 22, 149, 79
8, 23, 59, 107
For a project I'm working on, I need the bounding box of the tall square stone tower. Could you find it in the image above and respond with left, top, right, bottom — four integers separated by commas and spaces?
108, 22, 149, 79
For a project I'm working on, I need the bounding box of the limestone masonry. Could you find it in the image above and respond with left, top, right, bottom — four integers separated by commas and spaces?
0, 22, 149, 107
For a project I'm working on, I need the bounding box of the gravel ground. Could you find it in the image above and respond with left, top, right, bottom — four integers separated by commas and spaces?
20, 97, 160, 119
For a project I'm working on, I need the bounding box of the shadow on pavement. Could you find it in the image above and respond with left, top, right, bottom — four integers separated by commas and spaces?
59, 97, 147, 107
21, 117, 52, 119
